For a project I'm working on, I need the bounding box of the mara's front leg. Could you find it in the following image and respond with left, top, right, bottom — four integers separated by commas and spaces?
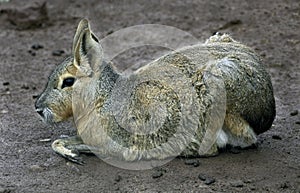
51, 135, 93, 164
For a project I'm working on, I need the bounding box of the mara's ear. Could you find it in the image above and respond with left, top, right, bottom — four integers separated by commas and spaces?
72, 19, 102, 76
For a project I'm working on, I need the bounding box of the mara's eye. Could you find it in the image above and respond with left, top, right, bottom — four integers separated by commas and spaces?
61, 77, 75, 89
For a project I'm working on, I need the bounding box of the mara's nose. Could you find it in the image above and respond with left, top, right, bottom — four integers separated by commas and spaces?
36, 108, 44, 117
35, 102, 44, 117
35, 97, 43, 117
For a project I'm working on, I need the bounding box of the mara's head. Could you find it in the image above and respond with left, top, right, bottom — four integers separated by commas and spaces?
35, 19, 103, 124
35, 57, 77, 124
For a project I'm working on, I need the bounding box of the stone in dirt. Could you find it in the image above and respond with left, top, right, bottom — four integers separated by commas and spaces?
184, 159, 200, 167
114, 174, 122, 182
31, 43, 44, 50
152, 168, 166, 179
290, 110, 298, 116
230, 180, 244, 187
204, 177, 216, 185
152, 170, 164, 178
280, 182, 289, 189
272, 134, 282, 140
21, 84, 30, 90
198, 174, 207, 181
198, 173, 216, 185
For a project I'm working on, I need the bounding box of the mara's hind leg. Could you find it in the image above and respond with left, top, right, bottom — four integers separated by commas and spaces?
199, 129, 229, 157
51, 135, 93, 164
181, 142, 219, 158
223, 113, 257, 148
200, 143, 219, 157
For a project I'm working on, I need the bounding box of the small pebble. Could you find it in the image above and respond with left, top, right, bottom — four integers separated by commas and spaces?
272, 135, 282, 140
52, 50, 65, 56
21, 84, 30, 90
204, 177, 215, 185
250, 186, 256, 191
193, 161, 200, 167
184, 159, 200, 167
28, 50, 36, 56
230, 180, 244, 187
280, 182, 289, 189
198, 174, 207, 181
198, 173, 216, 185
31, 43, 44, 50
152, 171, 163, 178
114, 174, 122, 182
32, 95, 39, 99
295, 121, 300, 125
3, 82, 9, 86
152, 169, 165, 179
290, 110, 298, 116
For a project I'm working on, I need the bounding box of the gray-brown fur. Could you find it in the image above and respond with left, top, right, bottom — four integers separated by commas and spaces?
35, 57, 76, 124
35, 19, 275, 163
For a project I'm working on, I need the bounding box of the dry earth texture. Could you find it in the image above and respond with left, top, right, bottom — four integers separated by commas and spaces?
0, 0, 299, 192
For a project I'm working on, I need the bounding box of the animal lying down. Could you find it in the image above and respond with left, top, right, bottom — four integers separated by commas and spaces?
35, 19, 275, 165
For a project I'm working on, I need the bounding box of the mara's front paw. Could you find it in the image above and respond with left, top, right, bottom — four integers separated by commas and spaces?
51, 139, 85, 165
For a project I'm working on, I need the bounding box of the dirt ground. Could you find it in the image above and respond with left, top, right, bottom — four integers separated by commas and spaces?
0, 0, 299, 192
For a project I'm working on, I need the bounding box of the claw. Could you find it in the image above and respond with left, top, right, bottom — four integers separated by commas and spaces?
51, 139, 85, 165
61, 153, 85, 165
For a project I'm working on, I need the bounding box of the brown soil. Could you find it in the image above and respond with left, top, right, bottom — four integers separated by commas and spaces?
0, 0, 299, 192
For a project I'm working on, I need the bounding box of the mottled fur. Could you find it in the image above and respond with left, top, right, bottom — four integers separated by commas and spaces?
35, 19, 275, 163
